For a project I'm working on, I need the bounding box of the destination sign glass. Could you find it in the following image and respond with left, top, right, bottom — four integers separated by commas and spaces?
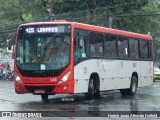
19, 25, 71, 34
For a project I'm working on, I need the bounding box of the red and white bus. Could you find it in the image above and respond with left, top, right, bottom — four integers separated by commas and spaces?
14, 20, 153, 101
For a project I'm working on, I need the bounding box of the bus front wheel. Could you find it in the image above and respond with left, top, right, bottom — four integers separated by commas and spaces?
85, 76, 100, 99
41, 94, 48, 101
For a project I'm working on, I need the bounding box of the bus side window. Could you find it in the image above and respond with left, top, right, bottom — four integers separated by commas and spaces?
74, 29, 87, 59
105, 35, 117, 58
140, 40, 149, 59
74, 38, 85, 58
90, 32, 103, 57
118, 37, 128, 58
79, 38, 86, 58
129, 38, 139, 59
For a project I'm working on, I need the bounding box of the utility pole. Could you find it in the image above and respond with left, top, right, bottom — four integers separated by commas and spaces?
50, 0, 54, 21
108, 15, 113, 28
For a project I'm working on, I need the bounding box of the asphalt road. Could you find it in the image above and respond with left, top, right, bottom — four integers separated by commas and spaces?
0, 80, 160, 120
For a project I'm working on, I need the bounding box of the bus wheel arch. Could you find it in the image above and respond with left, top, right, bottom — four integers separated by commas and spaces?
120, 72, 138, 96
85, 73, 100, 99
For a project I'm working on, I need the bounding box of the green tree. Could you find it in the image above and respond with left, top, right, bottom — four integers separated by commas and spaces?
0, 0, 160, 62
0, 0, 50, 48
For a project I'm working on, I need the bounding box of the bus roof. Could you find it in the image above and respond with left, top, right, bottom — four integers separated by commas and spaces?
19, 20, 153, 40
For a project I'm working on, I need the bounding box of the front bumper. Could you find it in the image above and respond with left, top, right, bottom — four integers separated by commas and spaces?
15, 82, 73, 95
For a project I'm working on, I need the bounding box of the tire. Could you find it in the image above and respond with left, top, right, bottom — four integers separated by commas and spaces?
93, 78, 100, 98
85, 79, 94, 99
128, 76, 138, 96
41, 94, 48, 101
85, 77, 100, 99
120, 76, 138, 96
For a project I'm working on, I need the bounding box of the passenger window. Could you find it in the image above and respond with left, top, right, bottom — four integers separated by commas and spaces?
74, 29, 87, 60
118, 37, 128, 58
129, 39, 139, 59
105, 35, 117, 58
90, 32, 103, 57
140, 40, 149, 59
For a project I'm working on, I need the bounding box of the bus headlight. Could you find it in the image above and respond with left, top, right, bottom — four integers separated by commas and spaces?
15, 74, 23, 84
58, 71, 71, 84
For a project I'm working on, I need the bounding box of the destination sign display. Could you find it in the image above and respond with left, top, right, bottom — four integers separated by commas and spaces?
19, 25, 71, 34
25, 27, 58, 33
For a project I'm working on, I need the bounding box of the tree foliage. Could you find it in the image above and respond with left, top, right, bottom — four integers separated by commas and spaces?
0, 0, 160, 61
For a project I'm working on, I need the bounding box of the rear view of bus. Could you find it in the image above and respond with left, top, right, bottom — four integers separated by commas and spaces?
14, 22, 74, 101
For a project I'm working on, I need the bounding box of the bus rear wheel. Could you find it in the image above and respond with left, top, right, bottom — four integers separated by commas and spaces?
129, 76, 138, 96
120, 76, 138, 96
41, 94, 48, 101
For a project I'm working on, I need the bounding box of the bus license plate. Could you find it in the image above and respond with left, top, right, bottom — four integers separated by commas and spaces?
34, 89, 45, 94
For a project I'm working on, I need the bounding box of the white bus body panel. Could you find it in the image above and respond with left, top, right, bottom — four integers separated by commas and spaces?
74, 59, 153, 94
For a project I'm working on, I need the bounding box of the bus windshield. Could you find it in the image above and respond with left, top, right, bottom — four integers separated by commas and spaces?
16, 25, 71, 72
